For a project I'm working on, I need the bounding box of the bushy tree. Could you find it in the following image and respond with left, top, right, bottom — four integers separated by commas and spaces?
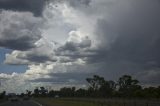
86, 75, 116, 97
60, 87, 75, 97
0, 91, 6, 99
86, 75, 105, 91
75, 88, 87, 97
34, 87, 39, 97
40, 87, 48, 96
26, 90, 32, 97
99, 80, 116, 97
31, 75, 160, 98
118, 75, 141, 97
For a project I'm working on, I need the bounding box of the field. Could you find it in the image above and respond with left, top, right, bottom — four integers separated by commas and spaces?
34, 98, 160, 106
0, 99, 6, 103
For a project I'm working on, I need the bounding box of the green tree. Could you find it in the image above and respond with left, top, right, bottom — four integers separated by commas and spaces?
60, 87, 75, 97
0, 91, 6, 99
76, 88, 87, 97
118, 75, 140, 97
26, 90, 32, 97
143, 87, 159, 98
34, 87, 39, 97
86, 75, 105, 91
40, 87, 48, 96
157, 86, 160, 98
86, 75, 116, 97
99, 80, 116, 97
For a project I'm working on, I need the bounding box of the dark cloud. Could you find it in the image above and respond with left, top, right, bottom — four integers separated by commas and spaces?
20, 54, 56, 63
0, 35, 40, 51
4, 43, 57, 64
67, 0, 91, 7
54, 35, 92, 61
0, 0, 46, 16
0, 11, 42, 51
136, 69, 160, 86
87, 0, 160, 84
51, 0, 160, 85
57, 36, 91, 52
96, 0, 160, 64
1, 0, 160, 90
58, 0, 160, 85
30, 72, 93, 84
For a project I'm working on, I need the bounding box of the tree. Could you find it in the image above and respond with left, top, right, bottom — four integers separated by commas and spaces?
143, 87, 159, 98
118, 75, 140, 97
99, 80, 116, 97
86, 75, 117, 97
76, 88, 87, 97
40, 87, 48, 96
34, 87, 39, 97
20, 93, 25, 98
26, 90, 32, 97
157, 86, 160, 98
86, 75, 105, 91
0, 91, 6, 99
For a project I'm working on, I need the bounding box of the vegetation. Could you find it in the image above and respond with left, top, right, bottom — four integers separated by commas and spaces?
0, 74, 160, 100
35, 98, 160, 106
0, 91, 6, 103
35, 98, 99, 106
32, 75, 160, 99
33, 75, 160, 106
0, 91, 6, 99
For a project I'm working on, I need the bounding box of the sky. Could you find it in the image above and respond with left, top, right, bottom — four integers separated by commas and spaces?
0, 0, 160, 93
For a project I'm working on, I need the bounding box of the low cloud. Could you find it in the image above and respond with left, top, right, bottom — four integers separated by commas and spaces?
0, 10, 43, 50
4, 38, 57, 65
0, 0, 45, 16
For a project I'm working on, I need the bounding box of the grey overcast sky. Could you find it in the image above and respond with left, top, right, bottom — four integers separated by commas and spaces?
0, 0, 160, 93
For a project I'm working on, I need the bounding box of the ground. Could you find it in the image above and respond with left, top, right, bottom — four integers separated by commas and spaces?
34, 97, 160, 106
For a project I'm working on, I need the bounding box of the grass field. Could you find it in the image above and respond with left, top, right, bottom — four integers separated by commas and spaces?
34, 98, 160, 106
34, 98, 99, 106
0, 99, 6, 103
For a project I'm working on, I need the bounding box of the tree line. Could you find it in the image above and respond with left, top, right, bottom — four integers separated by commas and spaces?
32, 75, 160, 98
0, 75, 160, 99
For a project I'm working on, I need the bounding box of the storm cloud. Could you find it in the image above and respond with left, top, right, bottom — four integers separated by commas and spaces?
0, 0, 45, 16
1, 0, 160, 93
57, 0, 160, 85
94, 0, 160, 66
0, 11, 43, 51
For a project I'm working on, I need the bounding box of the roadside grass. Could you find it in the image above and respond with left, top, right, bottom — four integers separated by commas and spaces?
0, 99, 3, 103
34, 97, 160, 106
0, 99, 6, 103
34, 98, 133, 106
34, 98, 102, 106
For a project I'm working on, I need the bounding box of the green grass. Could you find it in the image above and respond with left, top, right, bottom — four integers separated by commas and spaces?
0, 99, 6, 103
34, 97, 160, 106
34, 98, 102, 106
